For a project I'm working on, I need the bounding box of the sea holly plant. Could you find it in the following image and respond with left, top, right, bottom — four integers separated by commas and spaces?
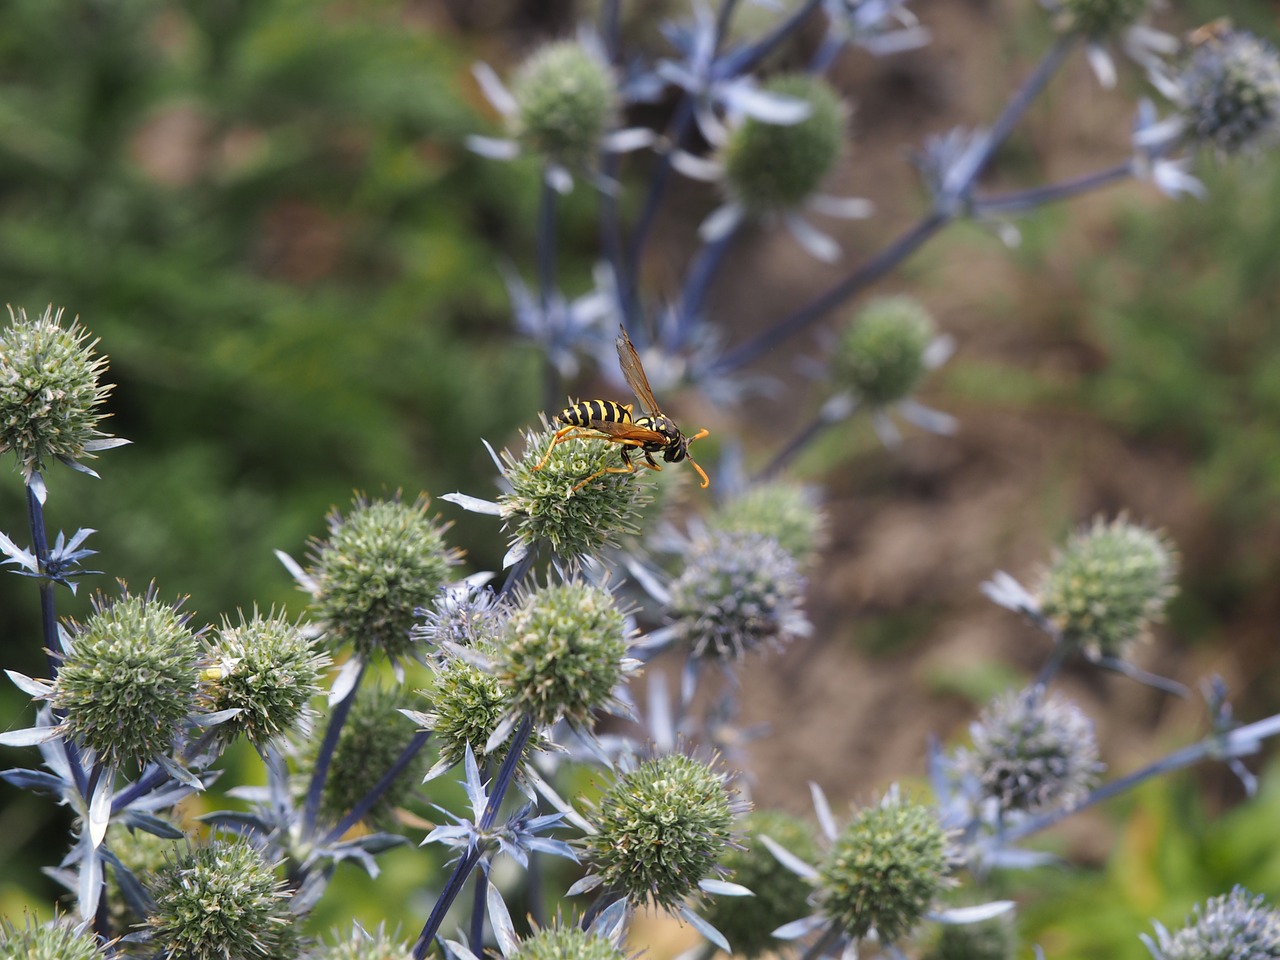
5, 2, 1280, 959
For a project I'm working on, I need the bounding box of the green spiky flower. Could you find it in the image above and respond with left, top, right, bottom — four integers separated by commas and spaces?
707, 481, 828, 567
518, 924, 628, 960
833, 297, 936, 407
1036, 516, 1178, 659
512, 41, 617, 170
705, 810, 819, 958
306, 494, 461, 662
961, 689, 1103, 817
147, 840, 302, 960
817, 791, 954, 943
421, 655, 517, 770
499, 423, 649, 561
53, 585, 200, 770
585, 754, 738, 912
1146, 887, 1280, 960
722, 74, 845, 214
495, 580, 630, 730
0, 916, 108, 960
1053, 0, 1148, 39
0, 305, 121, 484
311, 924, 413, 960
317, 684, 425, 827
203, 609, 329, 748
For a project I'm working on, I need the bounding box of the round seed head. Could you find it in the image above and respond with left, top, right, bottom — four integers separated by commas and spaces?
722, 74, 846, 214
706, 481, 828, 567
1147, 887, 1280, 960
1054, 0, 1148, 39
518, 924, 628, 960
1175, 29, 1280, 156
832, 296, 936, 407
0, 916, 109, 960
511, 40, 617, 170
312, 924, 413, 960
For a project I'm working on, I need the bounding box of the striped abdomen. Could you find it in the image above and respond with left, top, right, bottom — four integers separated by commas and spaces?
556, 399, 633, 427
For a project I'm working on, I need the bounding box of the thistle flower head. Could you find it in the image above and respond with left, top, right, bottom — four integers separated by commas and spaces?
667, 529, 809, 661
203, 608, 329, 748
1035, 516, 1178, 659
721, 74, 846, 215
959, 688, 1103, 817
312, 924, 413, 960
53, 584, 201, 770
833, 296, 936, 407
511, 40, 618, 170
0, 305, 121, 486
306, 494, 462, 662
706, 481, 828, 567
583, 753, 739, 912
1172, 29, 1280, 156
704, 810, 820, 958
420, 654, 528, 775
1052, 0, 1149, 40
0, 916, 109, 960
413, 579, 507, 650
498, 423, 649, 561
817, 791, 955, 943
495, 579, 632, 731
146, 839, 301, 960
1144, 887, 1280, 960
314, 684, 425, 827
518, 924, 627, 960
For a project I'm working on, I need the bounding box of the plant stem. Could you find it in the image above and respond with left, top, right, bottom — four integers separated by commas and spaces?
974, 160, 1135, 215
323, 730, 432, 844
302, 658, 368, 837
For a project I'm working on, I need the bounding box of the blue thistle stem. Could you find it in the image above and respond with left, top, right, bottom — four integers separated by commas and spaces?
323, 730, 432, 844
718, 0, 824, 77
601, 0, 620, 58
809, 31, 845, 74
627, 97, 696, 291
709, 36, 1077, 374
755, 409, 836, 481
303, 657, 369, 837
972, 160, 1135, 215
678, 220, 742, 338
412, 714, 535, 959
469, 866, 489, 951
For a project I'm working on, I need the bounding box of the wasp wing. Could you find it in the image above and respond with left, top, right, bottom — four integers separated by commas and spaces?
616, 326, 663, 415
585, 419, 667, 444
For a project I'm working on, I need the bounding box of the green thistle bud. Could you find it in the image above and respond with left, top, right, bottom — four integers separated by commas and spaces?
307, 494, 461, 661
0, 916, 108, 960
833, 296, 936, 407
496, 580, 629, 730
312, 924, 413, 960
147, 839, 301, 960
422, 655, 515, 770
1146, 887, 1280, 960
1053, 0, 1148, 39
706, 481, 828, 567
1175, 29, 1280, 156
500, 424, 648, 561
203, 609, 329, 748
318, 684, 425, 827
519, 925, 628, 960
53, 585, 200, 770
722, 74, 845, 214
585, 754, 737, 912
961, 689, 1103, 817
704, 810, 820, 958
817, 791, 954, 944
0, 305, 120, 484
925, 913, 1017, 960
1036, 516, 1178, 659
668, 530, 809, 662
512, 41, 617, 170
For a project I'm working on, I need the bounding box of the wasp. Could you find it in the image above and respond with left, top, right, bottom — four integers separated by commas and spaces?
534, 327, 710, 492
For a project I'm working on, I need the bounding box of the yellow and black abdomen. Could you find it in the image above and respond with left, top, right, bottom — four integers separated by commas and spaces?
556, 399, 633, 427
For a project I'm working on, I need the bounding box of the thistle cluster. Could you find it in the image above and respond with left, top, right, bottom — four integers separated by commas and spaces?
305, 494, 461, 662
1144, 887, 1280, 960
418, 655, 516, 773
583, 753, 739, 912
0, 305, 119, 485
1172, 29, 1280, 156
312, 924, 414, 960
667, 529, 809, 661
145, 839, 301, 960
0, 916, 107, 960
1035, 516, 1177, 659
517, 925, 627, 960
816, 791, 955, 944
53, 585, 201, 770
203, 609, 329, 748
959, 688, 1103, 817
832, 296, 936, 408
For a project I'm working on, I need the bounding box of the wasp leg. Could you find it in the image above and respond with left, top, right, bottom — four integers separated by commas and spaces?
534, 426, 608, 472
567, 440, 659, 492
